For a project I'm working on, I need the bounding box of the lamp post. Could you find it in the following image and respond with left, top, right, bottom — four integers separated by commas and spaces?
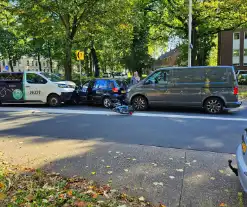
188, 0, 192, 67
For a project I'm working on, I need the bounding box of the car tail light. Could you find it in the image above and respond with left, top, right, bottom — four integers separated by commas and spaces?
112, 88, 118, 93
234, 86, 238, 95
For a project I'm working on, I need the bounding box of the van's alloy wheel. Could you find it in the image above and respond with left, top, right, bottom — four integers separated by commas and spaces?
48, 95, 61, 107
204, 98, 223, 114
132, 96, 148, 111
103, 97, 111, 108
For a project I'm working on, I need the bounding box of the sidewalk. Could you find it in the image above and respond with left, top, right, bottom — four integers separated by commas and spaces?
0, 135, 246, 207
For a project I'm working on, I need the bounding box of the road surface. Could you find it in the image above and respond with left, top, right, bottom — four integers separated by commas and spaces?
1, 103, 247, 206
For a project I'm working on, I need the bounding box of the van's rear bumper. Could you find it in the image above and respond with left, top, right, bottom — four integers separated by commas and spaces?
226, 101, 242, 108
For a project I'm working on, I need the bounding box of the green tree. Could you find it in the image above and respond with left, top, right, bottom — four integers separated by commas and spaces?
153, 0, 247, 65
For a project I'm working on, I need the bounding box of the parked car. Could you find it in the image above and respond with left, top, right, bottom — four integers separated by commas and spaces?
126, 66, 241, 114
0, 71, 75, 106
236, 70, 247, 77
236, 128, 247, 192
74, 78, 126, 107
112, 72, 128, 80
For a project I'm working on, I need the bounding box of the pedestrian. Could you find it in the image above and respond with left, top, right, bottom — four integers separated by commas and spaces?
131, 71, 140, 85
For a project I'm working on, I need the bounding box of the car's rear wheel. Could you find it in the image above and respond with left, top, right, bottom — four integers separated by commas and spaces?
204, 97, 224, 114
132, 95, 148, 111
47, 94, 61, 107
102, 97, 112, 108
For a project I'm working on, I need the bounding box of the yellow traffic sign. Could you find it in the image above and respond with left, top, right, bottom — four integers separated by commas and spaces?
76, 50, 84, 60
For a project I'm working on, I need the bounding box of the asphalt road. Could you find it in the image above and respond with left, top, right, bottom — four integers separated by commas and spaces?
1, 101, 247, 153
1, 104, 247, 206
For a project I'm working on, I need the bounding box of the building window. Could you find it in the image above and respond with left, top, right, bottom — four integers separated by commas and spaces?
43, 62, 45, 67
234, 32, 240, 40
233, 50, 240, 56
244, 49, 247, 66
233, 49, 240, 65
245, 32, 247, 39
32, 61, 34, 66
27, 60, 29, 66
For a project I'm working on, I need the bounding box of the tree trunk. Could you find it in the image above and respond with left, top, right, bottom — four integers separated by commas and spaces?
8, 52, 14, 72
64, 41, 72, 80
37, 53, 42, 71
48, 41, 53, 73
84, 48, 89, 76
91, 47, 100, 77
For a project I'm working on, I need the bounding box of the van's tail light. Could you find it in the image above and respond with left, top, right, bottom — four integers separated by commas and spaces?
112, 88, 118, 93
234, 86, 238, 95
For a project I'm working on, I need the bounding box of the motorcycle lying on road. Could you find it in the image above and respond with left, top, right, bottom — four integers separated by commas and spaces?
109, 101, 135, 115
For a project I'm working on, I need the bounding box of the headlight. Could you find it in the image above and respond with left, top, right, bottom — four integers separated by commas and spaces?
58, 84, 69, 88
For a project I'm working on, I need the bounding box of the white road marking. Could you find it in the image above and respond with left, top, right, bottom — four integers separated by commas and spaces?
0, 107, 247, 122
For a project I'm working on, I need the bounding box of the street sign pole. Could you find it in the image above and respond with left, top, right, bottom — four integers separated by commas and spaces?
188, 0, 192, 67
79, 60, 82, 86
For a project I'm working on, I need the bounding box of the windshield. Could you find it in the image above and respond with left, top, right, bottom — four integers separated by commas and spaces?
41, 73, 64, 82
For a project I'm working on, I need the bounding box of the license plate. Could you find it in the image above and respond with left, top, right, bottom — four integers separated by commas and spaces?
121, 90, 126, 94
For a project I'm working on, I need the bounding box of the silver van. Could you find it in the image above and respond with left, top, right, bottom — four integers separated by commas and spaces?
126, 66, 241, 114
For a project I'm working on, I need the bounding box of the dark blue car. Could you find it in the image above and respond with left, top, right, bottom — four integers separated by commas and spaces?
73, 78, 126, 107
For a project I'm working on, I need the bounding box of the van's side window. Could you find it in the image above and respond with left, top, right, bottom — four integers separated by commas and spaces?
205, 68, 228, 82
26, 73, 47, 84
146, 71, 170, 85
173, 68, 203, 84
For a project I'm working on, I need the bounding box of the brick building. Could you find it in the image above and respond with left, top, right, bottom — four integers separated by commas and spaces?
218, 29, 247, 70
154, 48, 180, 68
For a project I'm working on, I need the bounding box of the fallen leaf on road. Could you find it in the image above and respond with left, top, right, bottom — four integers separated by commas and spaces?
185, 162, 191, 166
101, 160, 105, 162
219, 202, 227, 206
176, 169, 184, 172
127, 158, 131, 160
0, 182, 5, 189
116, 151, 120, 154
226, 174, 231, 176
107, 171, 113, 175
91, 172, 96, 175
74, 201, 86, 207
108, 151, 112, 153
160, 204, 167, 207
238, 192, 243, 196
132, 158, 136, 161
19, 142, 23, 144
117, 205, 127, 207
106, 166, 111, 168
197, 175, 202, 178
192, 160, 197, 163
139, 196, 145, 201
67, 190, 73, 196
153, 182, 163, 186
210, 177, 216, 180
124, 169, 129, 172
181, 157, 184, 159
114, 156, 118, 159
169, 176, 175, 179
219, 170, 224, 174
151, 163, 157, 166
169, 158, 173, 160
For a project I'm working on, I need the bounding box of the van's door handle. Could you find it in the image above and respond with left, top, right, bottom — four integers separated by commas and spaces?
25, 86, 30, 88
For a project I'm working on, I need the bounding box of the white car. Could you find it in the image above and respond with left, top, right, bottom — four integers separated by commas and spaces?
0, 71, 76, 107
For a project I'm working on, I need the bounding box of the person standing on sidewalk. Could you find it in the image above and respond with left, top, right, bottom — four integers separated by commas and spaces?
131, 71, 140, 85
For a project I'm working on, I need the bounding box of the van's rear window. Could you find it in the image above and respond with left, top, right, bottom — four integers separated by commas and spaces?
0, 73, 23, 81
